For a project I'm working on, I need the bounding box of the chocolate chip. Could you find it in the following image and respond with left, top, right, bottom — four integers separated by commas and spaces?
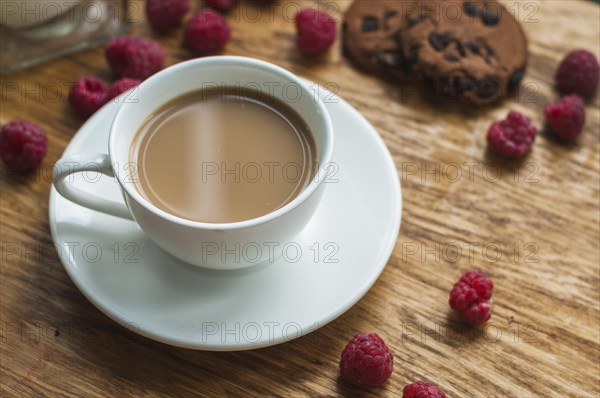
508, 69, 524, 91
377, 49, 403, 69
428, 32, 451, 51
463, 2, 479, 16
485, 44, 495, 56
408, 15, 426, 28
456, 41, 466, 57
465, 41, 481, 55
480, 8, 500, 26
384, 10, 398, 19
454, 76, 476, 95
476, 79, 499, 99
444, 54, 460, 62
404, 44, 420, 73
362, 16, 379, 32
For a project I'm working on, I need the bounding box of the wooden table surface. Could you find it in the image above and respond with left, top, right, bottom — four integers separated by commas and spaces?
1, 0, 599, 396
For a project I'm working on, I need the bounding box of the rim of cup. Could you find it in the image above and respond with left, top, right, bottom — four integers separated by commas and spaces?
109, 56, 335, 230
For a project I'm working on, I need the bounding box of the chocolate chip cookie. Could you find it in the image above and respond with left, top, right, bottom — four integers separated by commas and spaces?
342, 0, 415, 76
395, 0, 528, 104
342, 0, 528, 105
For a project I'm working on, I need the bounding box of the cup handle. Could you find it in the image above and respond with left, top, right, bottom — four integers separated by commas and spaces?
53, 153, 133, 220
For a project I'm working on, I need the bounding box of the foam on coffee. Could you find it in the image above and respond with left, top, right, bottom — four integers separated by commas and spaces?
130, 87, 317, 223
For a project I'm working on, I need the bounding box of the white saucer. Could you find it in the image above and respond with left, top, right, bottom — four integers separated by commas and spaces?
49, 80, 402, 351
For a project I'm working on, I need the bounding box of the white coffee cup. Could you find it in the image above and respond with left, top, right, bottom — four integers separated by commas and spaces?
53, 56, 334, 269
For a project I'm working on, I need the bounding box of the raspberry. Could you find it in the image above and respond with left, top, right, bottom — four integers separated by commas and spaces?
106, 77, 142, 102
146, 0, 190, 31
487, 111, 537, 157
295, 9, 336, 55
555, 50, 599, 97
105, 35, 165, 79
204, 0, 237, 11
184, 9, 231, 53
403, 381, 447, 398
544, 94, 585, 141
339, 332, 393, 388
69, 76, 109, 117
0, 120, 47, 171
449, 270, 493, 324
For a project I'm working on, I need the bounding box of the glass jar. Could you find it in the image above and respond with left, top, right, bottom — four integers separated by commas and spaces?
1, 0, 130, 74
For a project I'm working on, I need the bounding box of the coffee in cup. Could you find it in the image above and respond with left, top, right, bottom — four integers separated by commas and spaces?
130, 87, 317, 223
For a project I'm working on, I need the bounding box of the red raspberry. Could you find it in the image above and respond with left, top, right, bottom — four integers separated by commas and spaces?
204, 0, 237, 11
555, 49, 599, 97
146, 0, 190, 31
105, 35, 165, 79
449, 270, 493, 324
295, 9, 336, 55
184, 9, 231, 53
106, 77, 142, 102
403, 381, 446, 398
544, 94, 585, 141
69, 76, 109, 117
487, 111, 537, 157
339, 332, 393, 388
0, 120, 47, 171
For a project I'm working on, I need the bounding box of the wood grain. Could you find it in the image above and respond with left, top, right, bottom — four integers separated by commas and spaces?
1, 1, 599, 396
